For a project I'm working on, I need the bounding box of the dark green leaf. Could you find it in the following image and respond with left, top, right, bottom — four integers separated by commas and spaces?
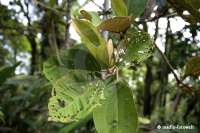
93, 82, 138, 133
43, 47, 101, 85
124, 0, 148, 18
0, 62, 21, 86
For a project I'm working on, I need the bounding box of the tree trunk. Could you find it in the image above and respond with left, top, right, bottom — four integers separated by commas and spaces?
64, 0, 72, 49
26, 34, 38, 75
102, 0, 109, 41
143, 63, 152, 117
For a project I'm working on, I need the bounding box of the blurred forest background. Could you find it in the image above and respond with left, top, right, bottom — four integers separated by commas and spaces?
0, 0, 200, 133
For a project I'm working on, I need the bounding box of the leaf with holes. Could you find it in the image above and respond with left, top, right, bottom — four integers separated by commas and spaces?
96, 14, 133, 33
185, 56, 200, 76
72, 19, 106, 58
48, 70, 104, 123
116, 32, 154, 68
93, 82, 138, 133
124, 0, 148, 18
111, 0, 128, 16
43, 45, 101, 85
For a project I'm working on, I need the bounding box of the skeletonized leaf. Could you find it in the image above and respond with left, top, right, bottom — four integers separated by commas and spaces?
43, 45, 101, 85
116, 32, 154, 68
80, 10, 92, 22
111, 0, 128, 16
96, 14, 134, 33
93, 82, 138, 133
72, 19, 106, 58
185, 56, 200, 76
48, 70, 104, 123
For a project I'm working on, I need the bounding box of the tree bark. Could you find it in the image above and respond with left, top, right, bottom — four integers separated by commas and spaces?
102, 0, 109, 41
26, 34, 38, 75
64, 0, 72, 49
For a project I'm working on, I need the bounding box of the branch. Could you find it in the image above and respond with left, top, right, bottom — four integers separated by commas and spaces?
91, 0, 105, 11
154, 43, 195, 92
34, 0, 66, 16
51, 20, 60, 59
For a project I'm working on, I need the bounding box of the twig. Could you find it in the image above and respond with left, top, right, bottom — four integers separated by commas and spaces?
154, 43, 195, 92
51, 20, 60, 59
34, 0, 66, 16
91, 0, 105, 11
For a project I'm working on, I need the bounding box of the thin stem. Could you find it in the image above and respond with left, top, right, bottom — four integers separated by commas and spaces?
51, 20, 60, 59
91, 0, 105, 11
154, 43, 195, 92
34, 0, 66, 16
116, 68, 118, 82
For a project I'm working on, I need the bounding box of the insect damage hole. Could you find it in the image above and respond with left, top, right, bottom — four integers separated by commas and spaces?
57, 99, 66, 108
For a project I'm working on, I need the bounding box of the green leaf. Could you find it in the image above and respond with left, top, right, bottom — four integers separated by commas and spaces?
93, 82, 138, 133
43, 47, 101, 85
117, 32, 154, 68
185, 56, 200, 76
48, 70, 104, 123
57, 113, 92, 133
48, 0, 56, 7
111, 0, 128, 16
0, 62, 21, 86
88, 11, 104, 26
124, 0, 148, 18
195, 90, 200, 102
96, 39, 114, 68
97, 14, 134, 33
80, 10, 92, 22
72, 19, 106, 58
167, 0, 200, 22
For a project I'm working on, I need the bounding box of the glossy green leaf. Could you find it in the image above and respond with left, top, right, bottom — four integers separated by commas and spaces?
72, 19, 106, 58
117, 32, 154, 68
111, 0, 128, 16
80, 10, 92, 22
93, 82, 138, 133
185, 56, 200, 76
97, 15, 133, 33
43, 47, 101, 85
97, 14, 133, 33
88, 11, 104, 26
124, 0, 148, 18
48, 70, 104, 123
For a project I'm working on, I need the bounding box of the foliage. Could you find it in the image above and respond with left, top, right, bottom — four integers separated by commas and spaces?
1, 0, 200, 132
43, 0, 154, 132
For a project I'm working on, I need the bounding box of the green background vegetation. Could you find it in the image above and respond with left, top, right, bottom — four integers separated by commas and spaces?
0, 0, 199, 132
